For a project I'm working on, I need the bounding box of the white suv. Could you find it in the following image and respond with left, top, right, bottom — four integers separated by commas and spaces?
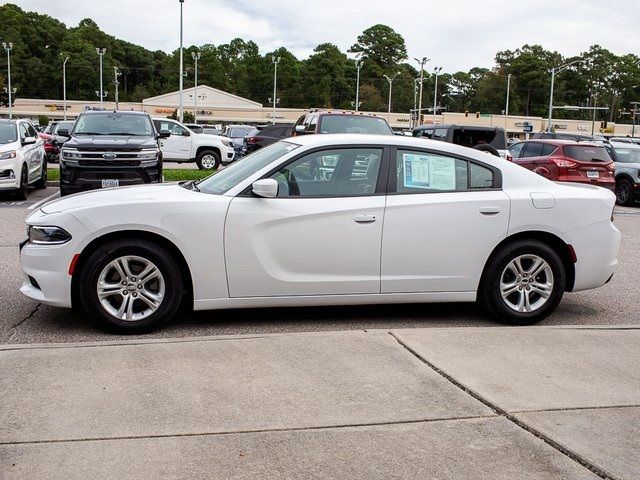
152, 118, 236, 170
0, 119, 47, 199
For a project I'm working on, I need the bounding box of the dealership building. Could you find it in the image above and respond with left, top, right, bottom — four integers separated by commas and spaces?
2, 85, 637, 138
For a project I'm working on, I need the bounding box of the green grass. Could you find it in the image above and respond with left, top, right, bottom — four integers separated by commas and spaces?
47, 168, 215, 183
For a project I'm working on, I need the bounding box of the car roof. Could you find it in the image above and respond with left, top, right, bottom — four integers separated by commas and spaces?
516, 139, 602, 147
83, 110, 149, 116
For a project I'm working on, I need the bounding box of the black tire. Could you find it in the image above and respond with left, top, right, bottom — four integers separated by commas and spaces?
480, 239, 565, 325
78, 239, 183, 333
195, 149, 220, 170
14, 165, 28, 200
615, 178, 634, 206
473, 144, 500, 157
59, 185, 72, 197
34, 160, 47, 189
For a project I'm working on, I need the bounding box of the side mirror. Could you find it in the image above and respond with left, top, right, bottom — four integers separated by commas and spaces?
57, 128, 70, 137
158, 129, 171, 138
252, 179, 278, 198
294, 125, 306, 135
181, 130, 191, 137
23, 136, 37, 145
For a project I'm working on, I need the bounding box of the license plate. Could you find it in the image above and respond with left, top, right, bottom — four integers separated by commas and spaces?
101, 179, 119, 188
586, 171, 599, 179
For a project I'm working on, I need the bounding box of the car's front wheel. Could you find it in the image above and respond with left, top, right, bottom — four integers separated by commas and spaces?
34, 160, 47, 189
196, 149, 220, 170
78, 239, 183, 333
615, 178, 634, 206
480, 240, 565, 325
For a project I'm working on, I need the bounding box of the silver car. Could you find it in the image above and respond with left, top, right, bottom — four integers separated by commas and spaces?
612, 143, 640, 205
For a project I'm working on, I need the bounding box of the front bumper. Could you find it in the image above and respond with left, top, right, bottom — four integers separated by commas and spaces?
0, 171, 19, 190
60, 161, 162, 193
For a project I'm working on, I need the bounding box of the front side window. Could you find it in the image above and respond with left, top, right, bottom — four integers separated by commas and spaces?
509, 142, 524, 158
521, 142, 544, 158
270, 148, 382, 197
19, 123, 29, 142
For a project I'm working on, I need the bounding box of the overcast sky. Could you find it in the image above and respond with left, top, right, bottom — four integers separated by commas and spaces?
13, 0, 640, 72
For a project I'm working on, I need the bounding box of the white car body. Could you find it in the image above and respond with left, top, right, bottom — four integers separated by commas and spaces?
21, 135, 619, 317
0, 119, 46, 192
151, 118, 236, 165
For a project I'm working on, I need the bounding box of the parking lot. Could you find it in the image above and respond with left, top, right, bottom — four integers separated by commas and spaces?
2, 186, 639, 345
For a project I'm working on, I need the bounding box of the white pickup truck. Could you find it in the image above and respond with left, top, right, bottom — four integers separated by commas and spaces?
152, 118, 235, 170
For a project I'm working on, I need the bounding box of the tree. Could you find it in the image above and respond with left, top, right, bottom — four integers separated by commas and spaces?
349, 24, 407, 72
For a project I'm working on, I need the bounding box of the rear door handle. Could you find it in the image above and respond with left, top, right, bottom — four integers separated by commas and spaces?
354, 214, 377, 223
479, 207, 501, 215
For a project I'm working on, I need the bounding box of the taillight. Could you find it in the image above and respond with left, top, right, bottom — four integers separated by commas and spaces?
606, 162, 615, 171
551, 158, 578, 168
506, 155, 513, 162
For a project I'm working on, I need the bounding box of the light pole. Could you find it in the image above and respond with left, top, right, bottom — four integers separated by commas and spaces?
504, 73, 512, 131
354, 56, 364, 112
62, 55, 69, 120
113, 66, 122, 110
272, 56, 281, 123
192, 51, 201, 123
413, 77, 420, 127
547, 59, 584, 131
178, 0, 184, 123
2, 42, 13, 118
432, 66, 442, 124
414, 56, 430, 124
383, 71, 401, 122
96, 47, 106, 108
590, 89, 599, 136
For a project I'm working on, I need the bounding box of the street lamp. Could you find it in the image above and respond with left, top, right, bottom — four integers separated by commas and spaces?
96, 47, 107, 108
414, 56, 430, 124
383, 71, 401, 122
432, 66, 443, 124
2, 42, 13, 118
178, 0, 185, 123
504, 73, 512, 130
354, 56, 364, 112
547, 58, 584, 131
62, 55, 69, 120
113, 66, 122, 110
192, 51, 201, 123
413, 77, 420, 127
631, 85, 639, 138
272, 56, 281, 124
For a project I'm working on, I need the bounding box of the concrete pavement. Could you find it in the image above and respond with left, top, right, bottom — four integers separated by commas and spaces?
2, 326, 638, 479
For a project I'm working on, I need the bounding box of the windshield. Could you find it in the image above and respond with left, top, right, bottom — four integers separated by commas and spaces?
612, 147, 640, 164
73, 113, 154, 136
227, 127, 254, 138
0, 124, 17, 144
54, 122, 75, 134
197, 141, 300, 195
564, 145, 611, 162
318, 115, 393, 135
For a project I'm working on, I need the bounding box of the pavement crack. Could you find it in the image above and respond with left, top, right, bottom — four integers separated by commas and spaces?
7, 303, 41, 343
389, 331, 616, 480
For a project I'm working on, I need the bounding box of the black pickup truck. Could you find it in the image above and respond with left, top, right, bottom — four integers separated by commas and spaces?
57, 110, 168, 196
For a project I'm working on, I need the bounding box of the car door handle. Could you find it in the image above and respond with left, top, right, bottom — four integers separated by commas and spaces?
353, 214, 377, 223
479, 207, 501, 215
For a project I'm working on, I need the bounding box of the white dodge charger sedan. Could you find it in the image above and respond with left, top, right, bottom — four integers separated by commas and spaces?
20, 134, 620, 332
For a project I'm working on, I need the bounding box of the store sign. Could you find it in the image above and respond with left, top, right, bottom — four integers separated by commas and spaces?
266, 112, 286, 119
552, 123, 568, 130
155, 108, 174, 113
576, 125, 590, 131
45, 104, 68, 111
396, 118, 410, 123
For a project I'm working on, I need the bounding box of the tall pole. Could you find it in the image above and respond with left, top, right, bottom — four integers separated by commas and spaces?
178, 0, 184, 123
113, 66, 121, 110
413, 78, 419, 128
96, 48, 106, 108
505, 73, 512, 131
272, 56, 280, 124
192, 51, 200, 123
547, 59, 584, 132
414, 57, 430, 125
383, 72, 400, 122
432, 66, 442, 124
591, 91, 598, 136
2, 43, 13, 119
62, 56, 69, 120
354, 58, 363, 111
631, 101, 639, 138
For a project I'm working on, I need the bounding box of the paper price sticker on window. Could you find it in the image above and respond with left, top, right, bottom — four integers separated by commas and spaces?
402, 153, 456, 191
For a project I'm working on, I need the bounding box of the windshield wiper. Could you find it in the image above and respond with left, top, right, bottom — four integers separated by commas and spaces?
74, 132, 108, 135
182, 180, 200, 192
107, 132, 146, 136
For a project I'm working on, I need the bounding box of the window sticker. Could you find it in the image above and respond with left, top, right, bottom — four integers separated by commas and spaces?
402, 153, 456, 190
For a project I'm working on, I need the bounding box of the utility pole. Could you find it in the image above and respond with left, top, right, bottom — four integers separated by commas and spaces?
192, 51, 201, 123
413, 78, 420, 128
62, 55, 69, 120
383, 71, 401, 122
178, 0, 184, 122
113, 66, 121, 110
2, 42, 13, 118
272, 56, 281, 123
432, 66, 442, 124
505, 73, 512, 131
96, 48, 106, 108
591, 91, 598, 137
354, 56, 364, 112
414, 57, 430, 125
547, 59, 585, 131
631, 101, 639, 138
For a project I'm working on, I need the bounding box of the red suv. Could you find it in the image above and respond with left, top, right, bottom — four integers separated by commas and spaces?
508, 139, 615, 191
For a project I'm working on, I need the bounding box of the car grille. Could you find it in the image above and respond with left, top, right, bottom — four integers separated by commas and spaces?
73, 151, 141, 160
78, 160, 141, 167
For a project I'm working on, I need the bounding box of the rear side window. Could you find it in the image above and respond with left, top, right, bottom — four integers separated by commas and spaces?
564, 145, 611, 162
541, 144, 557, 156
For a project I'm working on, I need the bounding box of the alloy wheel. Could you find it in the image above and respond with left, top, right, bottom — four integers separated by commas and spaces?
499, 254, 554, 313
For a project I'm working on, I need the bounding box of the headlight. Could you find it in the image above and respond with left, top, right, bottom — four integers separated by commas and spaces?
0, 150, 17, 160
222, 139, 233, 147
137, 149, 159, 160
61, 148, 82, 159
28, 226, 72, 245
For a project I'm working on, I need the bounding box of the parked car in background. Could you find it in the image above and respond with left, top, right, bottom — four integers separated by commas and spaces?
52, 121, 75, 147
532, 131, 609, 143
413, 124, 509, 159
0, 118, 47, 199
202, 126, 222, 136
37, 131, 60, 163
609, 137, 640, 146
292, 110, 394, 137
611, 143, 640, 205
21, 134, 620, 332
152, 118, 235, 169
59, 111, 166, 196
508, 139, 615, 191
43, 122, 58, 135
244, 123, 293, 154
223, 125, 255, 158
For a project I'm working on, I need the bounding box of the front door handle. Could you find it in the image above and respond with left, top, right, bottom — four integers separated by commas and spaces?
479, 207, 501, 215
354, 214, 377, 223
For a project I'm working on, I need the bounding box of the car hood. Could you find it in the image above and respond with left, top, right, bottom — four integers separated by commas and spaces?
66, 136, 157, 149
41, 183, 192, 214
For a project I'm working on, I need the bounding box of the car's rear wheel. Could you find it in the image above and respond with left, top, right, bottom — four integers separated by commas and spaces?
615, 178, 634, 206
480, 240, 565, 325
78, 239, 183, 333
14, 165, 28, 200
196, 149, 220, 170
